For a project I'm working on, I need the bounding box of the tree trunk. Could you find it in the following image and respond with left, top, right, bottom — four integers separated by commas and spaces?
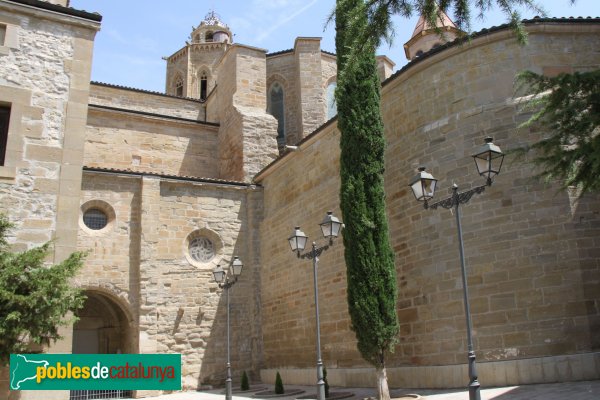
376, 366, 391, 400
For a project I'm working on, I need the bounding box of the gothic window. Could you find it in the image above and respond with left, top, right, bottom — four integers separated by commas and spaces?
175, 76, 183, 97
268, 82, 285, 142
0, 105, 10, 166
200, 73, 208, 101
205, 31, 214, 42
326, 82, 337, 120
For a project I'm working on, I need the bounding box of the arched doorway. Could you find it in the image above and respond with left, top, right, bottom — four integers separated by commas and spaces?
71, 291, 134, 399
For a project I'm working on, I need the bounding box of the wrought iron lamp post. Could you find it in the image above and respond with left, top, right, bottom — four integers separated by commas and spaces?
287, 211, 343, 400
408, 137, 504, 400
213, 256, 244, 400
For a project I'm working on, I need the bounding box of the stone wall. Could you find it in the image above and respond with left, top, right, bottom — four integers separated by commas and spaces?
133, 176, 263, 389
187, 43, 227, 99
89, 83, 206, 121
76, 172, 141, 323
383, 23, 600, 369
0, 0, 98, 258
267, 47, 338, 148
267, 51, 299, 146
165, 47, 188, 96
294, 38, 326, 139
84, 107, 220, 178
256, 21, 600, 387
257, 123, 357, 368
217, 44, 278, 182
73, 170, 264, 392
0, 1, 98, 399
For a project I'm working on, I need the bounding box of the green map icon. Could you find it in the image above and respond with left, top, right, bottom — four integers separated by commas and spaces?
10, 354, 49, 390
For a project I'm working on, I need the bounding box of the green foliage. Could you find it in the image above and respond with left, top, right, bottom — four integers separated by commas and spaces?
323, 367, 330, 398
515, 69, 600, 196
274, 371, 284, 394
0, 214, 86, 364
330, 0, 550, 72
335, 0, 399, 370
241, 370, 250, 391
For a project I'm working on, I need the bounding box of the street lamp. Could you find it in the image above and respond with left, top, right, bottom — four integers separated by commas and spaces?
213, 256, 244, 400
408, 137, 504, 400
288, 211, 343, 400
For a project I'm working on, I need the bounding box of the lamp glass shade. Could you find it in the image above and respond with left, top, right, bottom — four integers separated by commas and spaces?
320, 211, 342, 239
288, 226, 308, 252
473, 137, 504, 183
231, 256, 243, 276
212, 265, 226, 284
409, 167, 437, 202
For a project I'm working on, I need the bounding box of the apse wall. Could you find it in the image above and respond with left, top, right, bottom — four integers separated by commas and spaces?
257, 19, 600, 387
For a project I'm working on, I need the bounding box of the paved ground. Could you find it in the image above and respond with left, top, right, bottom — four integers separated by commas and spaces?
145, 380, 600, 400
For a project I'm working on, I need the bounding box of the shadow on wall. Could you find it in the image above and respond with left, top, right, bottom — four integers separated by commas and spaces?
175, 192, 261, 389
571, 193, 600, 352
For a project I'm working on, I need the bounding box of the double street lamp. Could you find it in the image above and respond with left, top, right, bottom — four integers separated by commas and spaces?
213, 256, 244, 400
408, 137, 504, 400
287, 211, 343, 400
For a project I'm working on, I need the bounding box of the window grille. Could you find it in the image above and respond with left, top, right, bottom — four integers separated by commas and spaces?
69, 390, 132, 400
83, 208, 108, 230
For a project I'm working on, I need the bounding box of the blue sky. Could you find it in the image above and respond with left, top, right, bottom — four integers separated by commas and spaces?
70, 0, 599, 93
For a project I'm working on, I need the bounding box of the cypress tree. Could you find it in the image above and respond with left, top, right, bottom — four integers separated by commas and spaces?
241, 370, 250, 391
335, 1, 399, 399
274, 371, 284, 394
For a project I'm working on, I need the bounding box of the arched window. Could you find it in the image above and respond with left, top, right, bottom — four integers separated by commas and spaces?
326, 81, 337, 120
175, 76, 183, 97
267, 82, 285, 143
205, 31, 214, 42
200, 72, 208, 101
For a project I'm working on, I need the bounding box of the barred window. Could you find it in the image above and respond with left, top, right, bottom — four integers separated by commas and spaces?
83, 208, 108, 230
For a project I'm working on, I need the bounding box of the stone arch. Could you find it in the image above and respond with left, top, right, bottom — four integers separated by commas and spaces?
72, 287, 137, 355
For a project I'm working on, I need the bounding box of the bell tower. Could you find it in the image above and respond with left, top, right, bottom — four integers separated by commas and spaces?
403, 8, 462, 60
164, 11, 232, 100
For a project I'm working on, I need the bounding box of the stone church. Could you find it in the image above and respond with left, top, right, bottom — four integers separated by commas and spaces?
0, 0, 599, 398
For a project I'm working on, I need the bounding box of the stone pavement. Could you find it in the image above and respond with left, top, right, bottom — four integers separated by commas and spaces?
145, 380, 600, 400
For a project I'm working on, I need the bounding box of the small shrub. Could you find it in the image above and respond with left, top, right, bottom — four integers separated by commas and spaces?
323, 367, 330, 398
241, 370, 250, 391
275, 371, 284, 394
